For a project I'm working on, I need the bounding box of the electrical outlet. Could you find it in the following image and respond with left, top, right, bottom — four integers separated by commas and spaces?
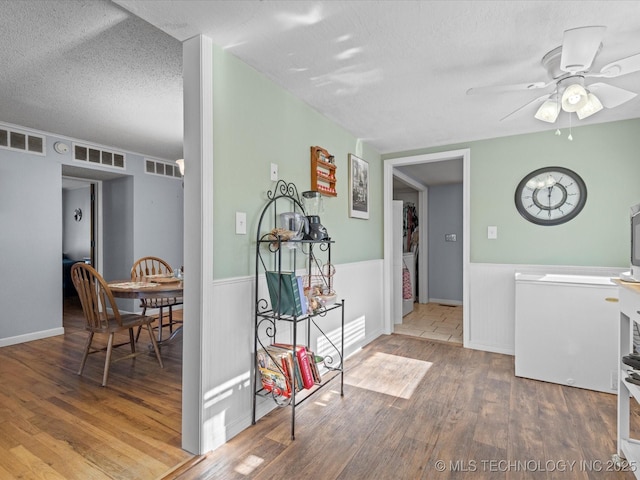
270, 163, 278, 181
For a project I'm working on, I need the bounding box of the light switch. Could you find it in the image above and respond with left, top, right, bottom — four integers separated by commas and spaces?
236, 212, 247, 235
270, 163, 278, 181
487, 226, 498, 239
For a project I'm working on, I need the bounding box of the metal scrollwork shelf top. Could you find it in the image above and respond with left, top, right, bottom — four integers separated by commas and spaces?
267, 179, 302, 204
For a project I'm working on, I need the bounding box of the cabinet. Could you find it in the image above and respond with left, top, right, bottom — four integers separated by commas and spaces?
251, 180, 344, 440
310, 146, 337, 196
616, 281, 640, 476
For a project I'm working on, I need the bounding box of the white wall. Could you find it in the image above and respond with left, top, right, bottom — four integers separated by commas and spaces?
467, 262, 626, 354
62, 186, 91, 261
200, 259, 385, 451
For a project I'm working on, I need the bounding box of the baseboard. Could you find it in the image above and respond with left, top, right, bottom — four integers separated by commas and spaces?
0, 327, 65, 347
465, 340, 514, 356
428, 298, 463, 306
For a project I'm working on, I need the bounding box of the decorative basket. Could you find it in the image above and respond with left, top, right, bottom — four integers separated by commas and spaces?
303, 262, 337, 310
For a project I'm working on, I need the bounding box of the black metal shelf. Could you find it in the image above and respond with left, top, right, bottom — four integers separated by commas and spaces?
255, 301, 343, 323
251, 179, 345, 440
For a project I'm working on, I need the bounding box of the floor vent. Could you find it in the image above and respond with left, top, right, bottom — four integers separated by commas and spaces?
0, 127, 45, 155
73, 143, 125, 169
145, 158, 182, 180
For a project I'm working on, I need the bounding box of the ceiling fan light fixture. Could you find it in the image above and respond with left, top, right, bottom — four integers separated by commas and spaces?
561, 83, 588, 112
576, 93, 603, 119
534, 100, 561, 123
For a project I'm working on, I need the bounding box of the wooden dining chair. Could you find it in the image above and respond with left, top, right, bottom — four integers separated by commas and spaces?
131, 256, 183, 343
70, 263, 163, 386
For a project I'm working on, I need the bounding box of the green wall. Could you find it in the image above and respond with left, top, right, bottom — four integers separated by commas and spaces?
385, 118, 640, 267
210, 42, 640, 275
211, 45, 382, 279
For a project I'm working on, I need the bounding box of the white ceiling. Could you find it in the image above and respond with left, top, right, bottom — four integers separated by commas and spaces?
3, 1, 640, 187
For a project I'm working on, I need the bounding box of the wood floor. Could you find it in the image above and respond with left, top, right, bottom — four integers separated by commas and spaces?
2, 300, 639, 479
0, 297, 191, 479
175, 334, 638, 480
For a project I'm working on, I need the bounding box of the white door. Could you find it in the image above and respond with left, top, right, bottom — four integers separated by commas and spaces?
393, 200, 403, 324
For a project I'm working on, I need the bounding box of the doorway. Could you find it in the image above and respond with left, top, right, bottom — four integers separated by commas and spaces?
62, 175, 100, 331
62, 177, 97, 266
383, 148, 470, 347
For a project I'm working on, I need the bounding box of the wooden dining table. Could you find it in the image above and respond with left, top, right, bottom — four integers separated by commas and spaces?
108, 278, 183, 345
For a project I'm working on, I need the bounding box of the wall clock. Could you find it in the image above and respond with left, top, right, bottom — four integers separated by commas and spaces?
514, 166, 587, 226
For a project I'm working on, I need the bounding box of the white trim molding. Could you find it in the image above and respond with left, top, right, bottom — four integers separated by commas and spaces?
383, 149, 470, 345
0, 328, 64, 348
181, 33, 214, 455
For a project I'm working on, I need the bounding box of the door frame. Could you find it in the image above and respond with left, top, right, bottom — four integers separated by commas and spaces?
62, 176, 103, 271
383, 148, 470, 346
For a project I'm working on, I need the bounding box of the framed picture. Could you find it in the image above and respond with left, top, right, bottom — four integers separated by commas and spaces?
349, 154, 369, 219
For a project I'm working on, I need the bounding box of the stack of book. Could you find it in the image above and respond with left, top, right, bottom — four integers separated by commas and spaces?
265, 271, 308, 317
257, 343, 322, 397
256, 348, 291, 398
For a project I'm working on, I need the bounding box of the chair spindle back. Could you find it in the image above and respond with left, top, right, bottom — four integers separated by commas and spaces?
131, 256, 172, 280
71, 263, 122, 330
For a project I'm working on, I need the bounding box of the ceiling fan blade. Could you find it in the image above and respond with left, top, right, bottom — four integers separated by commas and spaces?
500, 94, 551, 121
587, 82, 637, 108
599, 52, 640, 78
560, 25, 606, 73
466, 81, 550, 95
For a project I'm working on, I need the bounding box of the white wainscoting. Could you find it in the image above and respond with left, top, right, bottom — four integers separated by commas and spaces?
202, 258, 385, 452
467, 263, 625, 355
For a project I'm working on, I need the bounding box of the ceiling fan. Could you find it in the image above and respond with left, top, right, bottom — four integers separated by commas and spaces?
467, 26, 640, 123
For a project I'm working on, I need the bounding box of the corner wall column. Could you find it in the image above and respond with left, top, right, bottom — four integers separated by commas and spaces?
182, 34, 214, 455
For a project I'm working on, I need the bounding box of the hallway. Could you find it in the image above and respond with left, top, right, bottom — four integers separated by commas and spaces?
394, 302, 463, 344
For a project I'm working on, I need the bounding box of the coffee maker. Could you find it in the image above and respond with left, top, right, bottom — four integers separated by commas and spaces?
301, 191, 328, 240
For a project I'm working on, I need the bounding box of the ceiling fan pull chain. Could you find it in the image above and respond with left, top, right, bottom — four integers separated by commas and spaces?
568, 113, 573, 141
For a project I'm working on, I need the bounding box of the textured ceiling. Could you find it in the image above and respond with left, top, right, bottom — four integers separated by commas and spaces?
0, 0, 183, 160
3, 1, 640, 175
116, 0, 640, 155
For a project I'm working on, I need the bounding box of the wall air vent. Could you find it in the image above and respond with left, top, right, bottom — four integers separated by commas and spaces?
0, 126, 45, 155
145, 158, 182, 180
73, 143, 125, 170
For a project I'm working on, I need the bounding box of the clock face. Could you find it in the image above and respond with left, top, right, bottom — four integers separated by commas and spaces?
514, 167, 587, 226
